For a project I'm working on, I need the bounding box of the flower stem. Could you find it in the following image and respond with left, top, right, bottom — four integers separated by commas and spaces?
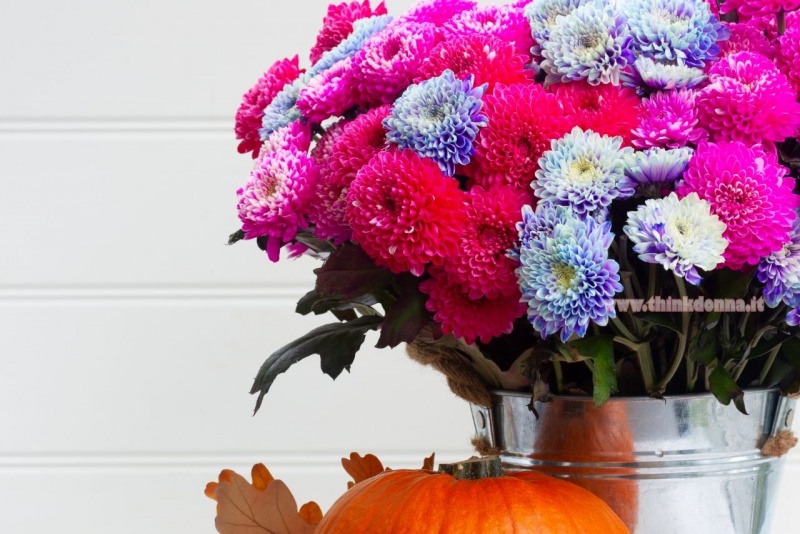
614, 336, 656, 393
654, 276, 690, 393
758, 345, 781, 386
778, 10, 786, 36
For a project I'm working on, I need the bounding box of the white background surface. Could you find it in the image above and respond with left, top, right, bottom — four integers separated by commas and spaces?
0, 1, 797, 532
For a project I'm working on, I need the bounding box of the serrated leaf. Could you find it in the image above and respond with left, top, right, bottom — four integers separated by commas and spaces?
341, 452, 386, 489
295, 289, 379, 317
709, 366, 747, 414
314, 243, 394, 300
376, 274, 430, 348
250, 316, 383, 414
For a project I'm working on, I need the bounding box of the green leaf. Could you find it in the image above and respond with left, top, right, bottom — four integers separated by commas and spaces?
295, 289, 380, 317
376, 274, 430, 348
706, 268, 754, 300
227, 229, 245, 246
314, 243, 394, 300
708, 366, 747, 414
293, 231, 336, 255
249, 316, 383, 414
637, 313, 681, 334
560, 336, 617, 406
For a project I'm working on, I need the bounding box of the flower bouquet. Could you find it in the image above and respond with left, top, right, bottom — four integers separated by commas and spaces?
229, 0, 800, 415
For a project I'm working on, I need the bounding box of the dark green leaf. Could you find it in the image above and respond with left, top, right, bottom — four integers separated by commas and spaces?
294, 232, 336, 255
314, 243, 394, 300
708, 366, 747, 414
706, 268, 754, 300
560, 336, 617, 406
637, 313, 681, 334
376, 274, 430, 348
295, 289, 380, 316
249, 315, 383, 414
227, 229, 245, 246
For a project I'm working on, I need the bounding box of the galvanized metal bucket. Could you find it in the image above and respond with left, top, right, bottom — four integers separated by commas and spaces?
470, 389, 796, 534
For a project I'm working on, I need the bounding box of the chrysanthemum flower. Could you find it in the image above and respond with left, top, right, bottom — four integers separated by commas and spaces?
696, 51, 800, 145
719, 0, 800, 19
260, 120, 312, 156
552, 81, 642, 146
718, 22, 774, 59
309, 1, 388, 64
296, 57, 356, 123
328, 105, 390, 186
442, 4, 535, 59
517, 214, 622, 342
346, 149, 467, 276
234, 56, 303, 157
469, 83, 572, 190
625, 0, 728, 68
624, 192, 727, 285
259, 78, 306, 139
398, 0, 476, 25
524, 0, 590, 52
307, 15, 394, 78
624, 147, 694, 198
420, 266, 526, 345
677, 141, 798, 270
534, 127, 634, 220
632, 89, 706, 149
236, 133, 320, 262
776, 25, 800, 94
384, 70, 487, 176
415, 34, 530, 93
351, 21, 441, 107
539, 2, 634, 85
443, 186, 530, 299
621, 57, 707, 95
513, 203, 570, 260
758, 215, 800, 311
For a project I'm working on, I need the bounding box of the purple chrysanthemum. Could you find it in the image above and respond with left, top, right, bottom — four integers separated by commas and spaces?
758, 215, 800, 312
624, 192, 727, 285
398, 0, 476, 25
776, 24, 800, 94
384, 70, 487, 176
621, 57, 707, 95
632, 89, 706, 149
517, 213, 622, 342
624, 147, 694, 198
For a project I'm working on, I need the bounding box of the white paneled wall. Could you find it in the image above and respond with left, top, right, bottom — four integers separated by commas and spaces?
0, 1, 797, 533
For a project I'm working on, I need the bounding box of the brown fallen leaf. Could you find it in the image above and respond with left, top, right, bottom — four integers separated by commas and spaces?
205, 463, 321, 534
341, 452, 387, 489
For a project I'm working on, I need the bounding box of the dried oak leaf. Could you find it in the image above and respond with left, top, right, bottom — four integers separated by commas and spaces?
205, 463, 322, 534
341, 452, 387, 489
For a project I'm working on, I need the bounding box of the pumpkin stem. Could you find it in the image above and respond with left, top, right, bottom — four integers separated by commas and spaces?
438, 455, 503, 480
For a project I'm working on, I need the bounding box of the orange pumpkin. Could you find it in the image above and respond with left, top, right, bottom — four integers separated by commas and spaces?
315, 458, 630, 533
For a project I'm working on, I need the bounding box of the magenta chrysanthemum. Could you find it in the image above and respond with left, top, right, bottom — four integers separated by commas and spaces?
420, 266, 526, 345
677, 141, 798, 270
719, 0, 800, 19
552, 81, 642, 146
718, 22, 774, 58
632, 89, 706, 149
346, 149, 467, 276
234, 56, 303, 157
309, 1, 388, 64
696, 51, 800, 145
296, 57, 356, 123
327, 106, 390, 186
776, 25, 800, 94
442, 4, 535, 59
399, 0, 476, 25
468, 83, 572, 190
236, 127, 320, 262
443, 186, 530, 299
352, 21, 441, 106
415, 34, 530, 93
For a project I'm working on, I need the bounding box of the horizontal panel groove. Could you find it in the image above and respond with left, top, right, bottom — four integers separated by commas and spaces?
0, 286, 309, 303
0, 118, 233, 134
0, 451, 462, 470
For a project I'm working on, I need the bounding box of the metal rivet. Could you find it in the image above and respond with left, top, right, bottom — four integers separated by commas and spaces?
476, 410, 487, 430
785, 409, 794, 429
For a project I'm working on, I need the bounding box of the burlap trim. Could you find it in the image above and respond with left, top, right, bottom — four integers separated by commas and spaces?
761, 430, 798, 458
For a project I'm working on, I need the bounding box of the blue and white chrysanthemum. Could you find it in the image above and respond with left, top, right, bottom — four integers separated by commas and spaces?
757, 215, 800, 324
539, 2, 634, 85
517, 214, 622, 342
623, 0, 729, 68
308, 15, 394, 78
384, 70, 488, 176
624, 192, 727, 285
510, 203, 572, 260
260, 77, 306, 138
524, 0, 591, 53
621, 57, 707, 95
624, 146, 693, 198
533, 127, 635, 220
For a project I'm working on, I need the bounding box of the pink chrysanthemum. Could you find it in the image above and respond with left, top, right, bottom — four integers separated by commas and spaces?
309, 1, 388, 65
260, 120, 312, 156
327, 105, 390, 186
719, 0, 800, 19
399, 0, 476, 25
552, 81, 642, 147
234, 56, 303, 157
776, 25, 800, 94
632, 89, 706, 149
352, 22, 441, 107
307, 121, 351, 244
420, 266, 526, 345
677, 141, 798, 270
442, 4, 535, 60
443, 186, 530, 299
346, 149, 467, 276
696, 51, 800, 145
236, 129, 320, 262
718, 22, 774, 59
296, 57, 356, 123
468, 83, 571, 190
415, 34, 530, 93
